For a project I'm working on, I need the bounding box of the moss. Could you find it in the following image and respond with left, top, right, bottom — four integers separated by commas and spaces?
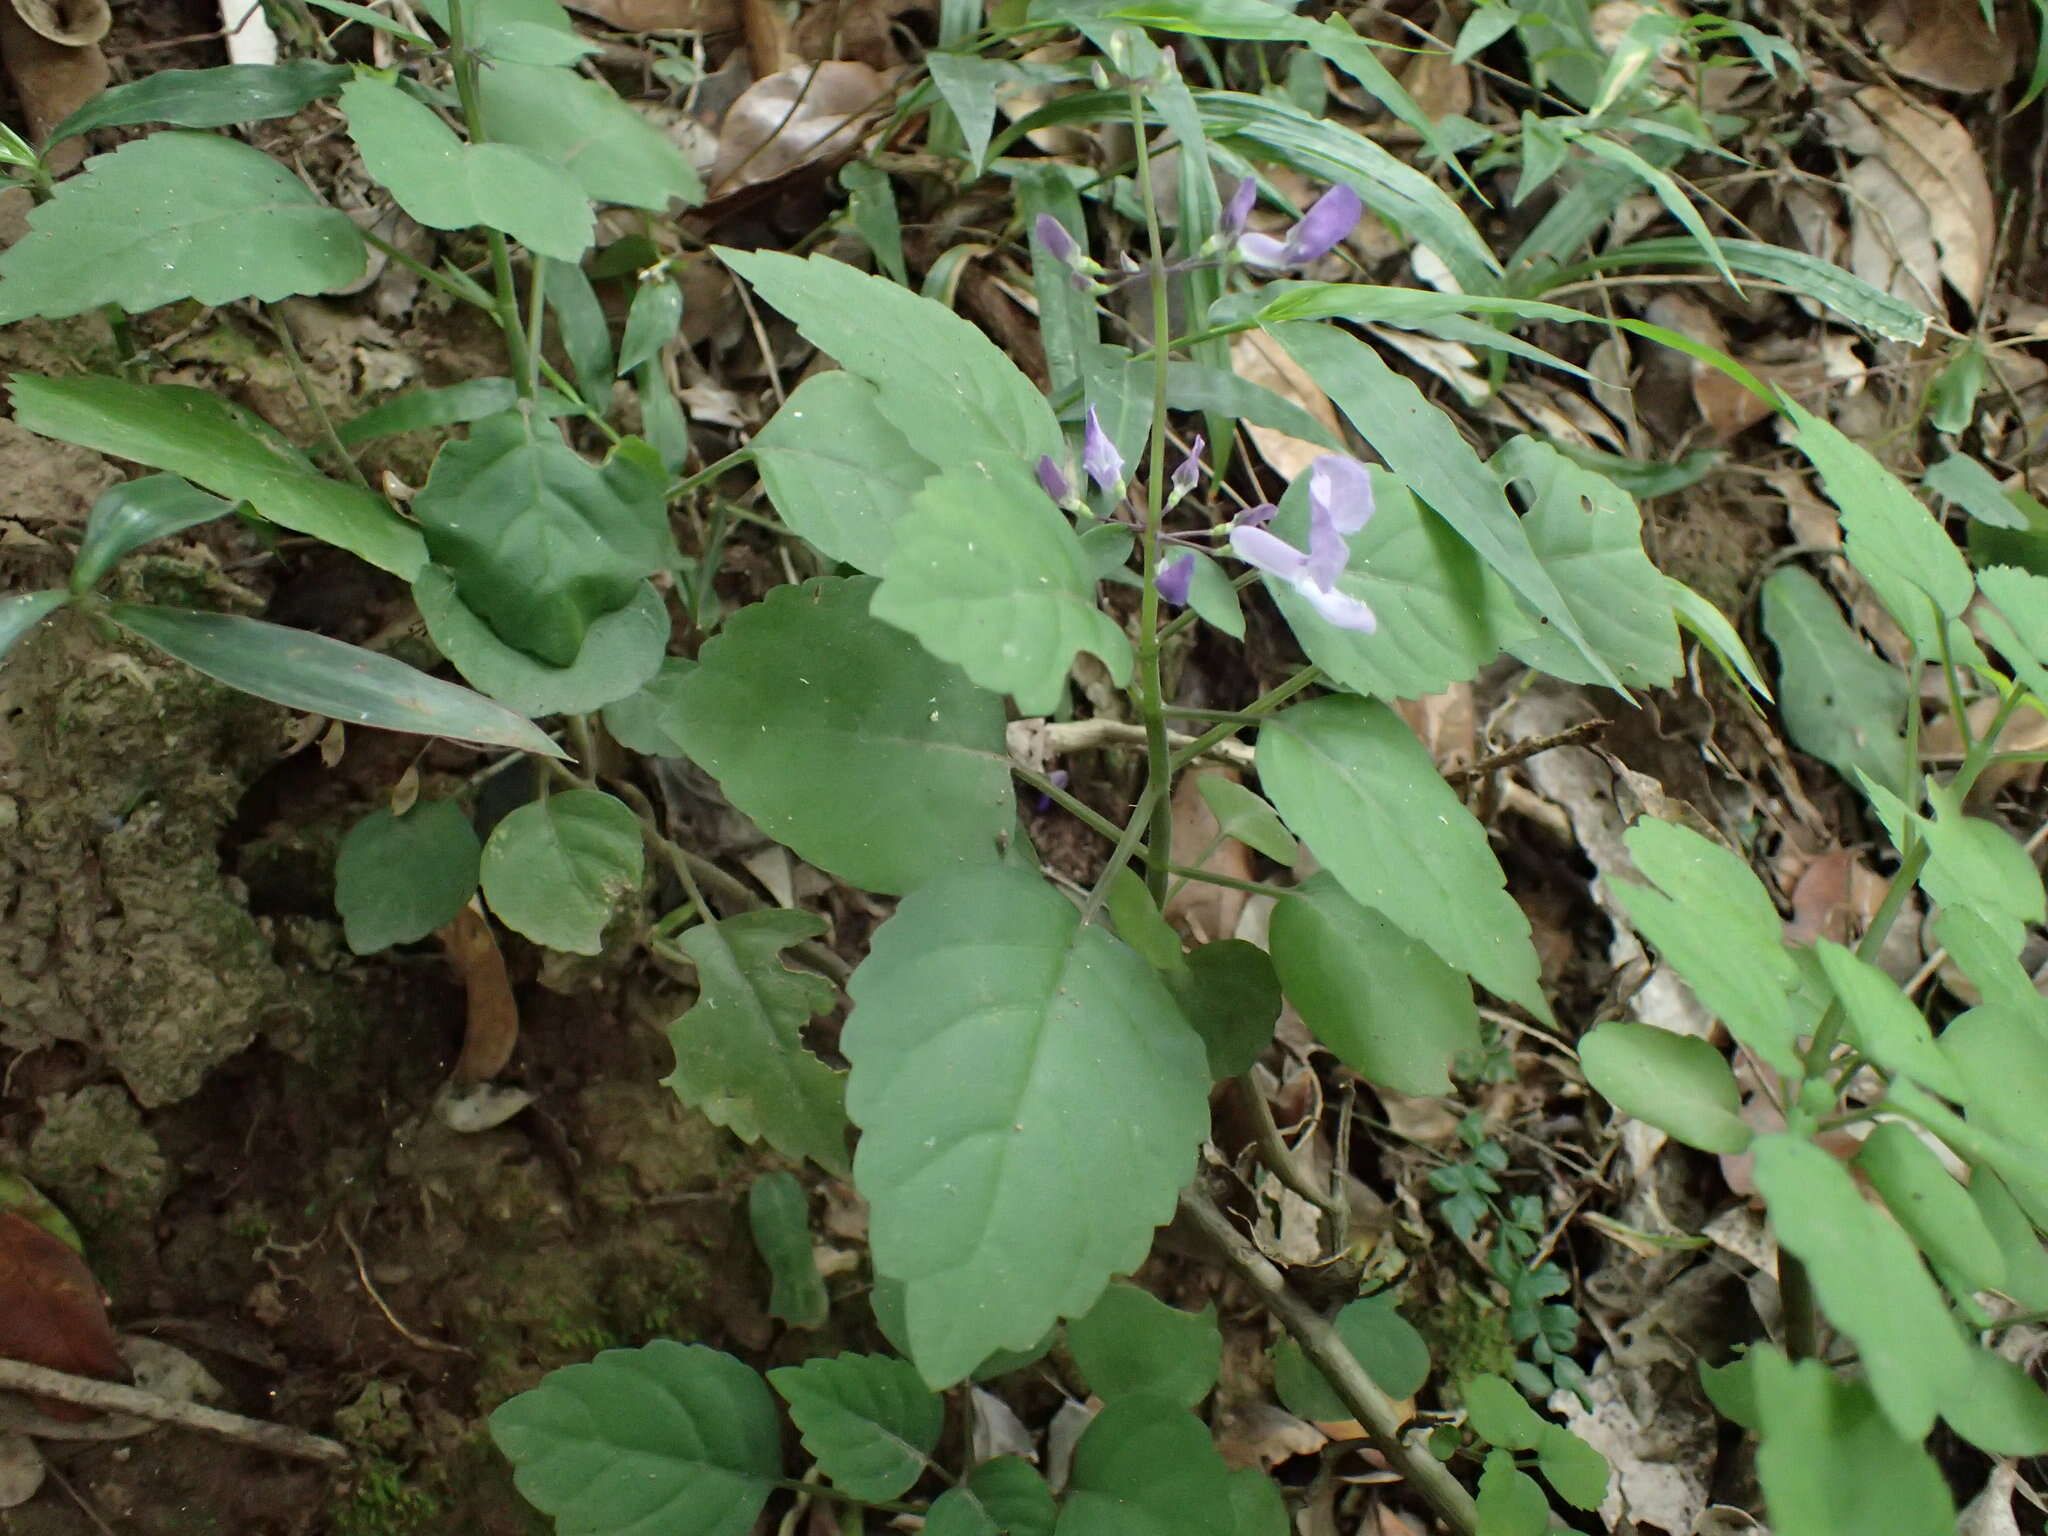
1412, 1285, 1517, 1401
328, 1460, 448, 1536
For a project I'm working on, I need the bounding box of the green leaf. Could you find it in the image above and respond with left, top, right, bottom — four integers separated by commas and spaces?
1751, 1349, 1953, 1536
1667, 574, 1771, 700
1180, 549, 1244, 639
751, 371, 934, 575
1575, 134, 1740, 292
1940, 1005, 2048, 1164
414, 409, 676, 668
0, 134, 364, 322
483, 18, 601, 63
840, 159, 908, 285
1579, 1021, 1750, 1155
1943, 1341, 2048, 1456
1275, 323, 1619, 690
72, 475, 237, 593
10, 375, 422, 578
719, 249, 1061, 468
0, 591, 66, 663
1463, 1374, 1547, 1450
1925, 452, 2029, 529
669, 577, 1012, 894
1812, 940, 1964, 1099
1785, 400, 1972, 652
334, 801, 481, 954
1921, 780, 2046, 941
1608, 819, 1802, 1076
1760, 567, 1908, 796
1253, 469, 1526, 700
1258, 696, 1548, 1019
1933, 905, 2045, 1015
305, 0, 433, 41
1475, 1449, 1549, 1536
489, 1341, 779, 1536
477, 60, 703, 210
1535, 1424, 1608, 1511
603, 657, 694, 757
545, 257, 616, 399
747, 1170, 828, 1328
1068, 1284, 1221, 1406
962, 1456, 1057, 1536
926, 54, 1016, 177
1270, 873, 1479, 1095
1166, 939, 1280, 1080
338, 378, 556, 445
926, 1488, 1000, 1536
872, 459, 1133, 715
47, 61, 351, 143
1273, 1295, 1429, 1419
1749, 1134, 1972, 1439
106, 602, 562, 756
1104, 871, 1187, 976
341, 78, 592, 262
415, 567, 668, 717
1054, 1395, 1235, 1536
1698, 1354, 1760, 1432
480, 789, 643, 954
1854, 1121, 2004, 1291
1164, 361, 1344, 453
663, 909, 850, 1175
1491, 436, 1681, 689
843, 867, 1210, 1386
769, 1354, 942, 1501
614, 279, 683, 377
1193, 777, 1296, 865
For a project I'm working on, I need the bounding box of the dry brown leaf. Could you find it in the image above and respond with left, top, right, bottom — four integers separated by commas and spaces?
1230, 328, 1342, 483
0, 1212, 123, 1420
709, 60, 893, 195
9, 0, 104, 46
0, 0, 104, 176
1921, 691, 2048, 801
559, 0, 738, 30
1164, 767, 1251, 944
438, 902, 520, 1083
1867, 0, 2017, 92
1829, 85, 1994, 309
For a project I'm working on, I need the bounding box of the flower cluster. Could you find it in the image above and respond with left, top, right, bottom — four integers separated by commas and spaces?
1228, 456, 1377, 632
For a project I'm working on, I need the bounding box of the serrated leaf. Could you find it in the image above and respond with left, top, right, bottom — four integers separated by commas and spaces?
1067, 1284, 1220, 1406
1253, 469, 1526, 700
1272, 1294, 1429, 1420
1258, 697, 1548, 1018
1193, 777, 1296, 865
603, 657, 694, 757
1166, 939, 1280, 1080
1760, 567, 1908, 795
872, 460, 1132, 715
416, 567, 667, 717
0, 591, 66, 663
938, 1457, 1055, 1536
480, 789, 643, 954
1475, 1449, 1549, 1536
342, 78, 592, 262
751, 371, 934, 575
489, 1341, 779, 1536
1275, 323, 1619, 690
663, 909, 849, 1175
1492, 436, 1680, 689
1270, 873, 1478, 1095
106, 603, 562, 756
670, 577, 1012, 895
844, 867, 1210, 1386
1608, 819, 1802, 1076
0, 134, 363, 322
1749, 1135, 1972, 1440
334, 801, 481, 954
47, 61, 351, 143
477, 60, 703, 209
10, 375, 422, 578
1579, 1022, 1750, 1155
768, 1355, 942, 1501
719, 249, 1061, 468
747, 1171, 828, 1328
1054, 1395, 1236, 1536
1812, 941, 1964, 1099
1854, 1122, 2004, 1291
72, 476, 237, 593
1751, 1349, 1953, 1536
414, 410, 676, 668
1785, 400, 1972, 652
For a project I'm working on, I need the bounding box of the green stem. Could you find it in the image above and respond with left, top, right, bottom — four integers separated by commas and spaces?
666, 446, 756, 502
1017, 770, 1295, 898
445, 0, 533, 391
1169, 664, 1320, 773
358, 224, 494, 310
1234, 1076, 1343, 1215
1128, 77, 1177, 909
265, 306, 374, 492
769, 1478, 922, 1516
1079, 779, 1166, 926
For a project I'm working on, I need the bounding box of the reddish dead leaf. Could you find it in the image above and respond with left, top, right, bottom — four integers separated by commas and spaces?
0, 1211, 123, 1419
438, 903, 520, 1083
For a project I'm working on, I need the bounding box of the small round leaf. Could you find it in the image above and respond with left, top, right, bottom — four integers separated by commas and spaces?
334, 799, 481, 954
480, 789, 643, 954
1579, 1021, 1751, 1155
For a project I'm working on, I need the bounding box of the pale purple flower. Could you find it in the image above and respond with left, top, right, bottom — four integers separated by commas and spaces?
1156, 553, 1195, 608
1238, 185, 1363, 270
1036, 454, 1073, 505
1034, 213, 1080, 266
1220, 177, 1257, 241
1083, 406, 1125, 495
1168, 434, 1205, 508
1233, 502, 1278, 529
1227, 453, 1377, 633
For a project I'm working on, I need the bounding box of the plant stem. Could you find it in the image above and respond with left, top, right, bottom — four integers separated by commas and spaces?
1169, 664, 1320, 773
1233, 1077, 1343, 1215
1128, 77, 1177, 909
768, 1478, 921, 1516
1179, 1186, 1480, 1536
1079, 779, 1166, 925
666, 446, 755, 501
444, 0, 533, 391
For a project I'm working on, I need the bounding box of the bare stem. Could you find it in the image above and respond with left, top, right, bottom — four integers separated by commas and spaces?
0, 1358, 349, 1467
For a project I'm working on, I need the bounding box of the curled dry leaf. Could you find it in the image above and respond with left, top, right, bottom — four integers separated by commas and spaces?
10, 0, 104, 46
710, 60, 895, 196
438, 901, 520, 1083
1230, 329, 1342, 483
0, 0, 105, 176
1866, 0, 2016, 93
1826, 84, 1994, 310
0, 1211, 123, 1421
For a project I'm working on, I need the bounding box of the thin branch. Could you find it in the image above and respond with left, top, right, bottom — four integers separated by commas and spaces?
0, 1359, 351, 1466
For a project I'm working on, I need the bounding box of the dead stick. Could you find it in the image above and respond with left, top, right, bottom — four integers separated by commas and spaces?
0, 1359, 350, 1466
1178, 1186, 1481, 1536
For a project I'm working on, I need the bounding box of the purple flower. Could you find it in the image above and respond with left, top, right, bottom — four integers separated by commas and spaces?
1227, 453, 1377, 633
1233, 501, 1278, 529
1034, 213, 1080, 267
1168, 434, 1205, 508
1238, 185, 1363, 270
1156, 553, 1195, 608
1220, 177, 1257, 241
1083, 406, 1125, 496
1036, 454, 1073, 505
